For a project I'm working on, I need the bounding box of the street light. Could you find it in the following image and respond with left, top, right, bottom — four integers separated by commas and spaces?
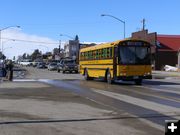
2, 39, 15, 54
101, 14, 126, 39
60, 34, 74, 40
0, 26, 20, 52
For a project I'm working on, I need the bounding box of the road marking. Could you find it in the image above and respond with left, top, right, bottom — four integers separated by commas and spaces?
119, 86, 180, 103
135, 85, 180, 95
91, 88, 180, 120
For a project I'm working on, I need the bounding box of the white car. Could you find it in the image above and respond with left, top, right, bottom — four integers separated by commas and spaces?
48, 63, 57, 71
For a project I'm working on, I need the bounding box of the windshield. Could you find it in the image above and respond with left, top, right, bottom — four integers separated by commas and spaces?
64, 60, 76, 64
119, 46, 151, 65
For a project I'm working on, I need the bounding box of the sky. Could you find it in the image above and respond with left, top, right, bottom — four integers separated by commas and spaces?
0, 0, 180, 59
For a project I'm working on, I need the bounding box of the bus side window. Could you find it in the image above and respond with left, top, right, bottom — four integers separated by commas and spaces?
102, 49, 105, 58
96, 50, 99, 59
88, 51, 91, 60
80, 52, 82, 60
98, 49, 101, 59
99, 49, 102, 59
88, 51, 90, 60
101, 49, 103, 58
82, 52, 85, 60
86, 51, 88, 60
93, 50, 95, 59
109, 48, 112, 58
85, 52, 88, 60
90, 51, 93, 60
104, 48, 107, 58
107, 48, 110, 58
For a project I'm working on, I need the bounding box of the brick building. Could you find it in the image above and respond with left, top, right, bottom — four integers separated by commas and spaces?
131, 30, 180, 70
156, 35, 180, 70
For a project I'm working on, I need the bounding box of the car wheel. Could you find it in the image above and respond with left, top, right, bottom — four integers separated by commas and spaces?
135, 79, 142, 85
84, 69, 92, 80
75, 70, 78, 73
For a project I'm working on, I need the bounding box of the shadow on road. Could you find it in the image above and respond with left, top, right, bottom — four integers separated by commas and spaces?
1, 114, 180, 125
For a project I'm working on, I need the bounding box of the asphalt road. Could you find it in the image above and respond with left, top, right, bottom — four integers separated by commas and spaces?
0, 66, 180, 135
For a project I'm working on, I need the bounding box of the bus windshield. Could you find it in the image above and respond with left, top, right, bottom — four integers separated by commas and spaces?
119, 46, 151, 65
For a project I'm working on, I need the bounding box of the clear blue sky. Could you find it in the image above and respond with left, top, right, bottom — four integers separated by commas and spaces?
0, 0, 180, 42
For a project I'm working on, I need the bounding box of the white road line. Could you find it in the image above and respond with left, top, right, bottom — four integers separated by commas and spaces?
136, 85, 180, 95
118, 86, 180, 103
91, 88, 180, 120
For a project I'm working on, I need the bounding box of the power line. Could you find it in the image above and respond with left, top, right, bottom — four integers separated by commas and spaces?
2, 37, 59, 45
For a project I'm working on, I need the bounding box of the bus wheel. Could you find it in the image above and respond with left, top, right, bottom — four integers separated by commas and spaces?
106, 71, 113, 84
135, 79, 142, 85
84, 69, 90, 80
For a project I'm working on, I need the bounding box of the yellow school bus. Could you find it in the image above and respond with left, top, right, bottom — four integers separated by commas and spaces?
79, 39, 152, 85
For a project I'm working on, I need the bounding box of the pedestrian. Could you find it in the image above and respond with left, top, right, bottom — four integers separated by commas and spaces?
0, 62, 7, 82
6, 60, 14, 81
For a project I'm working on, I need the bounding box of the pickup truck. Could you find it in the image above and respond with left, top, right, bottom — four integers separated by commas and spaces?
57, 59, 78, 73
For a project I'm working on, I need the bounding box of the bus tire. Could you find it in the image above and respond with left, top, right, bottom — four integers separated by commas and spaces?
106, 71, 113, 84
135, 79, 142, 85
84, 69, 91, 80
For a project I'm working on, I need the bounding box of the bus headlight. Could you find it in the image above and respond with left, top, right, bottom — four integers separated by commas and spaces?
120, 73, 126, 76
145, 72, 151, 75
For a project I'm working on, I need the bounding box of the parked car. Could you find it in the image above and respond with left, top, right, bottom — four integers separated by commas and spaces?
36, 62, 46, 69
48, 62, 57, 71
19, 59, 32, 66
57, 59, 78, 73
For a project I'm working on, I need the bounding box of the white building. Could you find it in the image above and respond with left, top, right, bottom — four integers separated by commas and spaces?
64, 40, 79, 60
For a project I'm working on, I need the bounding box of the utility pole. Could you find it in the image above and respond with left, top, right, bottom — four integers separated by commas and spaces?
59, 40, 61, 53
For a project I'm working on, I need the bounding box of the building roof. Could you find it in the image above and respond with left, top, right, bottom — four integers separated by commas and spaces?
157, 35, 180, 51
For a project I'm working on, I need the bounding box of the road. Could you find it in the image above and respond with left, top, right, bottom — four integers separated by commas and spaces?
0, 66, 180, 135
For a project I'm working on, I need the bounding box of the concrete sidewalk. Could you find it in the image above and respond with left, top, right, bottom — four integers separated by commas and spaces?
152, 70, 180, 77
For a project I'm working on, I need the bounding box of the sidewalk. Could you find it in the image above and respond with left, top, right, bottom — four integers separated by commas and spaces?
152, 70, 180, 77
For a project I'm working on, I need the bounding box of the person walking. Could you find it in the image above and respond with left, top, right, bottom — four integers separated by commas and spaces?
0, 62, 7, 82
6, 60, 14, 81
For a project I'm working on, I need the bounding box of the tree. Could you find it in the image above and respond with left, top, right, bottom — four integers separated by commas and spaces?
2, 55, 6, 60
53, 48, 59, 55
22, 53, 27, 59
26, 54, 31, 59
31, 49, 41, 61
13, 56, 16, 61
75, 35, 79, 41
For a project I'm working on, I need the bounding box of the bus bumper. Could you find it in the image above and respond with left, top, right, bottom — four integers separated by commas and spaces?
116, 75, 152, 80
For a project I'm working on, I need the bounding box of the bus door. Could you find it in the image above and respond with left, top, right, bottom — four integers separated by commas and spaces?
113, 47, 118, 79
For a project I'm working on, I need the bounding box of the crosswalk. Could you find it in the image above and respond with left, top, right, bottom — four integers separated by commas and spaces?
89, 84, 180, 131
40, 79, 180, 132
92, 88, 180, 119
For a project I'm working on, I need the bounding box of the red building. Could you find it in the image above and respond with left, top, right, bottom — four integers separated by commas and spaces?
156, 35, 180, 70
131, 30, 180, 70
